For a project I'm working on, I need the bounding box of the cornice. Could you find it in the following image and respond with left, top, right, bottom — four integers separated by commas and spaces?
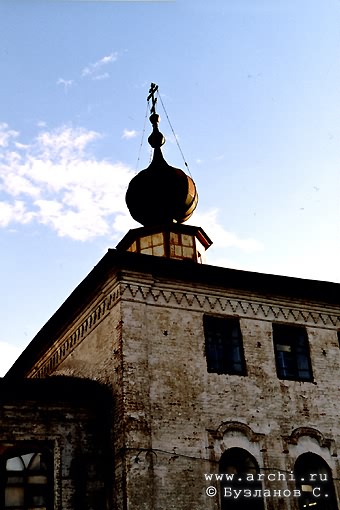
120, 282, 340, 329
28, 280, 340, 379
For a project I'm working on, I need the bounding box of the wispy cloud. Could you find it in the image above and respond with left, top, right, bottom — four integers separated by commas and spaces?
0, 123, 137, 241
57, 78, 74, 93
81, 52, 118, 80
189, 208, 263, 252
0, 123, 262, 251
214, 154, 225, 161
165, 132, 180, 145
55, 52, 119, 91
122, 128, 138, 140
0, 123, 18, 147
92, 72, 109, 81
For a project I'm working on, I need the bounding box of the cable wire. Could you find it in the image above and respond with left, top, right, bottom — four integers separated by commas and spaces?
158, 91, 193, 178
135, 102, 150, 171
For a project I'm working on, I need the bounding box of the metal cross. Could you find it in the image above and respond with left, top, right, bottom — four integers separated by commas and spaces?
147, 83, 159, 114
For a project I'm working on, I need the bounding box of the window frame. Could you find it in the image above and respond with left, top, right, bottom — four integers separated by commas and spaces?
2, 446, 53, 510
203, 315, 247, 376
272, 323, 313, 382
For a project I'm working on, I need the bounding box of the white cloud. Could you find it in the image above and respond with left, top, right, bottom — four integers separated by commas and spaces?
99, 54, 117, 65
35, 125, 101, 160
0, 123, 19, 148
122, 128, 138, 140
0, 123, 262, 250
1, 173, 40, 198
189, 208, 263, 252
15, 142, 31, 150
35, 199, 110, 241
0, 201, 34, 227
0, 123, 136, 241
112, 213, 139, 235
81, 52, 118, 79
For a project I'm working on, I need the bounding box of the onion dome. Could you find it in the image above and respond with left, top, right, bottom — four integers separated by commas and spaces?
125, 109, 198, 226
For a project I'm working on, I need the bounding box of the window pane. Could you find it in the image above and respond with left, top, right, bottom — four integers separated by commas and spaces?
273, 324, 312, 381
27, 476, 48, 484
29, 453, 45, 472
6, 457, 24, 471
22, 453, 35, 468
7, 476, 24, 484
276, 344, 291, 352
204, 316, 246, 375
277, 351, 295, 378
27, 490, 46, 506
5, 486, 24, 507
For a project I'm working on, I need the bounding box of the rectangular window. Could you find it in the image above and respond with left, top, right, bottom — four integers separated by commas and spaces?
203, 315, 246, 375
273, 324, 313, 381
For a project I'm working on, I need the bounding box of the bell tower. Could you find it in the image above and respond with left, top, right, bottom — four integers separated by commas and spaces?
116, 83, 212, 263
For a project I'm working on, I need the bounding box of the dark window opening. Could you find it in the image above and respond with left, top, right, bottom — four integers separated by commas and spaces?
219, 448, 265, 510
203, 316, 246, 375
273, 324, 313, 381
294, 452, 338, 510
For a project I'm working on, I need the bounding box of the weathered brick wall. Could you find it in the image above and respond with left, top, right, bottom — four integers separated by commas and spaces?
52, 296, 124, 510
118, 277, 340, 510
0, 377, 111, 510
24, 266, 340, 510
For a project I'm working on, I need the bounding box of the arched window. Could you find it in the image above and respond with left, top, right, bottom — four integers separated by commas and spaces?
219, 447, 265, 510
3, 449, 52, 509
294, 452, 338, 509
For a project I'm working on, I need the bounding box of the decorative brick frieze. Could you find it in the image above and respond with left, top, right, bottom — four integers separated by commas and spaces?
120, 282, 340, 329
28, 286, 121, 379
28, 279, 340, 379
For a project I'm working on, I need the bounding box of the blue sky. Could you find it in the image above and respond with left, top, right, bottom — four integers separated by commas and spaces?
0, 0, 339, 375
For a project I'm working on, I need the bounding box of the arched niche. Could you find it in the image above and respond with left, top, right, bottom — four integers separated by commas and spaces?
207, 421, 265, 463
294, 452, 338, 510
219, 447, 265, 510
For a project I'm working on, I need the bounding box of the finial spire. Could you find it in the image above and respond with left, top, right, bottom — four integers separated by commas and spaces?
147, 83, 159, 115
125, 83, 198, 226
147, 82, 165, 149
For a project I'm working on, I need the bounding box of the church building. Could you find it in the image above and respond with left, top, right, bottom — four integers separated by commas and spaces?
2, 85, 340, 510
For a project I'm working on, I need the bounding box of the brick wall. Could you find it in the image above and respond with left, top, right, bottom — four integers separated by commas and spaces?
26, 264, 340, 510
